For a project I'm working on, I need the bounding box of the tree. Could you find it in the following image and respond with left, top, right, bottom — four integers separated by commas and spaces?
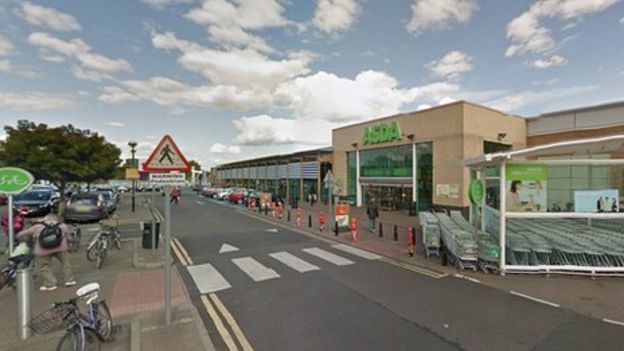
0, 120, 121, 194
186, 160, 202, 181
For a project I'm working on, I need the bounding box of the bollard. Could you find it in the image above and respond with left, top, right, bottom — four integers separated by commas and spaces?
308, 215, 312, 228
319, 211, 325, 232
271, 202, 276, 218
296, 208, 302, 226
334, 221, 339, 236
408, 227, 415, 257
350, 218, 358, 241
379, 222, 383, 238
264, 205, 269, 216
393, 225, 398, 241
287, 210, 291, 222
17, 267, 33, 340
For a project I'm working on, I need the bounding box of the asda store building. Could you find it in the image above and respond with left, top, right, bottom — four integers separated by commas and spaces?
332, 101, 526, 214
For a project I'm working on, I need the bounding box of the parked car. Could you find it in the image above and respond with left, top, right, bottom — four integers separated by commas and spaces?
66, 193, 108, 222
216, 188, 234, 200
116, 185, 129, 193
12, 189, 61, 217
229, 190, 247, 205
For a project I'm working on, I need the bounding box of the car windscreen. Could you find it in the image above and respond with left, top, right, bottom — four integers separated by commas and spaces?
72, 194, 98, 205
98, 192, 112, 201
15, 191, 52, 201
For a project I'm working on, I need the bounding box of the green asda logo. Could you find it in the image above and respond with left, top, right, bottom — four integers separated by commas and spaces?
362, 121, 402, 145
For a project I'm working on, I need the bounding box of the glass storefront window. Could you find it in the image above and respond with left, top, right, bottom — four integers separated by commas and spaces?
416, 142, 433, 211
347, 152, 356, 198
360, 145, 412, 177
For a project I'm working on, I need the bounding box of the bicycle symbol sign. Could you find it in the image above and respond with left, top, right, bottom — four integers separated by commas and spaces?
0, 167, 34, 195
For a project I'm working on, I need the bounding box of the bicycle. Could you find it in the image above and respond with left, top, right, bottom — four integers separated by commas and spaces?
68, 224, 82, 253
30, 282, 114, 351
86, 217, 121, 269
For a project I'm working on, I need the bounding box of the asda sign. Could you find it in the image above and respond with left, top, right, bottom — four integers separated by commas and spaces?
362, 121, 402, 145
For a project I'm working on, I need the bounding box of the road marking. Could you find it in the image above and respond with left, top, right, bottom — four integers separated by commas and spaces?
379, 258, 448, 279
219, 243, 240, 254
188, 263, 232, 293
210, 294, 253, 351
232, 257, 280, 282
331, 244, 382, 260
196, 201, 204, 205
201, 295, 239, 351
264, 228, 278, 233
269, 252, 320, 273
302, 247, 354, 266
173, 238, 194, 265
171, 239, 189, 266
603, 318, 624, 327
510, 291, 560, 308
454, 273, 481, 284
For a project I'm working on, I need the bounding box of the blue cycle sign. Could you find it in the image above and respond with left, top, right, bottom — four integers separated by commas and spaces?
0, 167, 34, 194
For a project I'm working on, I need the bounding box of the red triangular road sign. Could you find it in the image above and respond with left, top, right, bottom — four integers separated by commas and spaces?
143, 135, 191, 172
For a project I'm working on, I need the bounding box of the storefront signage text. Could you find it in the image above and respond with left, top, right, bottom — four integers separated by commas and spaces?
362, 121, 402, 145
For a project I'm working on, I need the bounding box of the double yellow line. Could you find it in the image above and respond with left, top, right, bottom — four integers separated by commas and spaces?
170, 238, 253, 350
171, 237, 194, 266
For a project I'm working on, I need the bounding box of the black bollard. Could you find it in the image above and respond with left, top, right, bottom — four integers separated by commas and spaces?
308, 215, 312, 227
393, 225, 398, 241
334, 221, 339, 236
265, 206, 269, 216
379, 222, 383, 238
287, 210, 291, 222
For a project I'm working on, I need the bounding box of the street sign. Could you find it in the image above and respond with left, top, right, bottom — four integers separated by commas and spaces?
143, 135, 191, 173
125, 168, 140, 180
149, 173, 186, 186
0, 167, 34, 195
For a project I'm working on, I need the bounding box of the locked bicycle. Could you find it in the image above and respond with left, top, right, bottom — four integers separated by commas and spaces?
30, 282, 114, 351
86, 217, 121, 269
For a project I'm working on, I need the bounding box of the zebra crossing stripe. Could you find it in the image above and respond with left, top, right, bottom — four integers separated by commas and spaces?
302, 248, 354, 266
269, 252, 320, 273
232, 257, 280, 282
187, 263, 231, 294
331, 244, 382, 260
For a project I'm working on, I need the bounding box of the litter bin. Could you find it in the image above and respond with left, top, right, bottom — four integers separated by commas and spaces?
142, 222, 160, 249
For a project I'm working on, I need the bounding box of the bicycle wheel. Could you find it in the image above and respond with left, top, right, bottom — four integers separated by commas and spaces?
113, 231, 122, 250
56, 326, 101, 351
86, 236, 99, 262
95, 301, 113, 341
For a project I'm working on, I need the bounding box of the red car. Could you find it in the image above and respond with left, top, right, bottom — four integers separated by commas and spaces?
229, 191, 246, 205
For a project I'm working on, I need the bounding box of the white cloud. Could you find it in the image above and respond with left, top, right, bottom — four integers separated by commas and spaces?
209, 143, 241, 154
152, 32, 312, 91
185, 0, 289, 52
620, 16, 624, 24
487, 85, 599, 113
27, 32, 131, 81
106, 121, 125, 128
17, 2, 81, 32
528, 55, 568, 69
313, 0, 361, 34
505, 0, 619, 57
0, 35, 15, 56
406, 0, 478, 36
0, 91, 75, 111
99, 77, 272, 111
0, 59, 10, 72
426, 50, 473, 79
141, 0, 195, 10
233, 115, 335, 145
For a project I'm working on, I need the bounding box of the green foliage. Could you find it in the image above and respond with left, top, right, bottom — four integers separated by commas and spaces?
0, 120, 121, 192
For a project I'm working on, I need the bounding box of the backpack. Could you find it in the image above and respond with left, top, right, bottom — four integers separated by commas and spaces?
38, 222, 63, 249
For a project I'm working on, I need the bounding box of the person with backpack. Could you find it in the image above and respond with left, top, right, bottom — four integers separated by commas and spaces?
17, 213, 75, 292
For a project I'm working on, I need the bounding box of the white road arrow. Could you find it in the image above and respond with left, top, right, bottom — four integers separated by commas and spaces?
264, 228, 278, 233
219, 243, 239, 254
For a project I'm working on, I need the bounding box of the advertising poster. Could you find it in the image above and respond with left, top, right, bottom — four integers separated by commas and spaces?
505, 164, 548, 212
335, 203, 350, 228
260, 192, 272, 209
574, 190, 619, 213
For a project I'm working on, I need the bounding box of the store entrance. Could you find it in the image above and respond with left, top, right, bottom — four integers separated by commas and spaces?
363, 185, 413, 212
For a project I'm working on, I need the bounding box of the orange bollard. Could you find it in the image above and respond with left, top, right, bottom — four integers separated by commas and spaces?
319, 211, 325, 232
408, 227, 415, 257
278, 203, 284, 220
271, 202, 276, 218
350, 218, 358, 241
296, 207, 302, 226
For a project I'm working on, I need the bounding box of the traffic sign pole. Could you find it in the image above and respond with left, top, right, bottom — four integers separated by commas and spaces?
151, 189, 156, 251
8, 195, 14, 254
164, 186, 172, 326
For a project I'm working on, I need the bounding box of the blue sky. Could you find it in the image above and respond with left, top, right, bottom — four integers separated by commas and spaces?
0, 0, 623, 168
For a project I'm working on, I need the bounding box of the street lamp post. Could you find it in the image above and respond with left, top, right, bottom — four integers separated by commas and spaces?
128, 141, 137, 213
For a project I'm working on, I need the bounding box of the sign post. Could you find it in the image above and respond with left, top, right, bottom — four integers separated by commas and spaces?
323, 171, 334, 232
143, 135, 191, 326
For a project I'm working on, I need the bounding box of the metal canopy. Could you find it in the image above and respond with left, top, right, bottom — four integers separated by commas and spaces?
464, 134, 624, 168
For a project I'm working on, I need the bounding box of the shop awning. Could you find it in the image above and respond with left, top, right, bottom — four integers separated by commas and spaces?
359, 177, 412, 187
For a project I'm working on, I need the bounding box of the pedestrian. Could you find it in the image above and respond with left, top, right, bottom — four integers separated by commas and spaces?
366, 198, 379, 233
17, 214, 75, 291
170, 186, 181, 204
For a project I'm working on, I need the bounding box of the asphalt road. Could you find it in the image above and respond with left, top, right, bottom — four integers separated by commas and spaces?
157, 193, 623, 351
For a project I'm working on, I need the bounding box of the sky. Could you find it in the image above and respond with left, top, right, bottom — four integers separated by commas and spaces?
0, 0, 623, 168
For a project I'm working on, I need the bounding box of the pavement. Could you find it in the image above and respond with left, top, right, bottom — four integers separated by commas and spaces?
0, 192, 215, 351
158, 192, 624, 351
